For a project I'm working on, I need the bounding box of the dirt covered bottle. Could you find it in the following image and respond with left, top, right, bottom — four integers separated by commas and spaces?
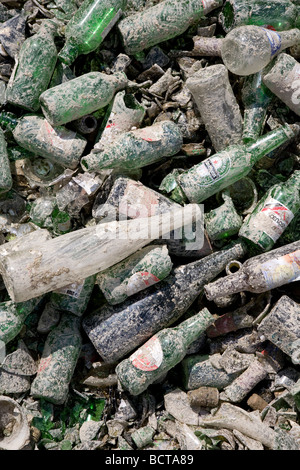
0, 112, 87, 169
219, 0, 299, 33
0, 297, 43, 344
58, 0, 127, 65
0, 127, 12, 193
221, 25, 300, 75
50, 275, 96, 316
6, 20, 58, 112
239, 170, 300, 254
204, 240, 300, 300
159, 123, 298, 204
30, 313, 82, 405
116, 308, 214, 396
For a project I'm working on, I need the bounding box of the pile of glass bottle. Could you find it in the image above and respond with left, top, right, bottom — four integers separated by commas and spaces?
0, 0, 300, 449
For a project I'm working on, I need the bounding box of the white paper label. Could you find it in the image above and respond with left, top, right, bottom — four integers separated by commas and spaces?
261, 249, 300, 290
126, 271, 160, 297
38, 119, 76, 152
252, 197, 294, 242
130, 335, 163, 371
54, 280, 85, 298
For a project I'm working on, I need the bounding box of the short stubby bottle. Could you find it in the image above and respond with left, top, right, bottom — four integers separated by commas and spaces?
6, 21, 58, 112
219, 0, 299, 33
221, 25, 300, 76
239, 170, 300, 254
39, 71, 128, 126
58, 0, 127, 65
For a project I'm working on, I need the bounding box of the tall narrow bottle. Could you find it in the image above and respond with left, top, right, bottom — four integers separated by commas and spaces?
0, 112, 87, 169
6, 21, 58, 112
241, 71, 274, 144
204, 240, 300, 300
117, 0, 223, 55
239, 170, 300, 254
82, 241, 246, 362
159, 123, 298, 204
39, 72, 128, 126
30, 313, 82, 405
219, 0, 298, 33
116, 308, 214, 396
58, 0, 127, 65
221, 25, 300, 76
0, 297, 43, 344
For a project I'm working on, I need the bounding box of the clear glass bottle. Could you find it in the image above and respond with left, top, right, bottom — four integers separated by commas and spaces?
221, 25, 300, 75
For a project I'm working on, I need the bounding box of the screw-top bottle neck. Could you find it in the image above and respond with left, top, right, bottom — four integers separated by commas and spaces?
0, 112, 18, 132
204, 271, 249, 300
173, 308, 214, 348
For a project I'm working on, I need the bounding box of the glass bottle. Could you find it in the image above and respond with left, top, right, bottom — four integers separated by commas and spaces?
6, 20, 58, 112
30, 313, 82, 404
204, 240, 300, 300
219, 0, 298, 33
50, 274, 96, 316
0, 127, 12, 193
81, 120, 183, 172
221, 25, 300, 76
159, 122, 298, 204
58, 0, 127, 65
0, 112, 87, 169
0, 297, 43, 344
239, 170, 300, 254
241, 71, 274, 144
117, 0, 223, 55
82, 241, 246, 362
39, 71, 128, 126
116, 308, 214, 396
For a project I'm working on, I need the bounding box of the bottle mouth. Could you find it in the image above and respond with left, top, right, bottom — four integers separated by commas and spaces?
58, 43, 78, 66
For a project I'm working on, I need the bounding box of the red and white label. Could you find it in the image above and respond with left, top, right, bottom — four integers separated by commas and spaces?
130, 335, 163, 371
37, 355, 52, 373
126, 271, 160, 297
253, 197, 294, 242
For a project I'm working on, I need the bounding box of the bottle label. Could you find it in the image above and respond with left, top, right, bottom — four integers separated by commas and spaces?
262, 28, 282, 57
130, 335, 163, 371
261, 249, 300, 290
54, 280, 85, 298
38, 119, 77, 152
249, 197, 294, 243
195, 153, 231, 186
126, 271, 160, 297
134, 126, 162, 142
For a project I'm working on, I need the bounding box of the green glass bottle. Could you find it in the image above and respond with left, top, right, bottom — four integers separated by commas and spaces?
239, 170, 300, 254
117, 0, 223, 55
81, 120, 183, 172
116, 308, 214, 396
29, 196, 71, 235
219, 0, 298, 32
50, 274, 96, 316
30, 313, 82, 405
205, 191, 243, 241
0, 127, 12, 193
0, 297, 43, 344
58, 0, 127, 65
6, 20, 58, 112
241, 71, 274, 144
159, 123, 298, 204
39, 71, 128, 126
0, 112, 87, 169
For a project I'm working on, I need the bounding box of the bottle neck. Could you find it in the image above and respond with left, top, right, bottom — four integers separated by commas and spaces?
245, 123, 297, 164
286, 170, 300, 190
174, 308, 214, 348
279, 29, 300, 52
0, 112, 18, 132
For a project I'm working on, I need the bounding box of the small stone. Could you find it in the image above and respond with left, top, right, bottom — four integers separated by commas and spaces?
143, 46, 170, 69
106, 419, 128, 438
131, 426, 155, 449
79, 420, 103, 443
37, 304, 61, 334
114, 397, 137, 421
247, 393, 269, 412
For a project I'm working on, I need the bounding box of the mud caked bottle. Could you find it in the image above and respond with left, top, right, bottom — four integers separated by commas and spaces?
239, 170, 300, 254
30, 313, 82, 405
0, 297, 43, 344
58, 0, 127, 65
6, 21, 58, 112
116, 308, 214, 396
